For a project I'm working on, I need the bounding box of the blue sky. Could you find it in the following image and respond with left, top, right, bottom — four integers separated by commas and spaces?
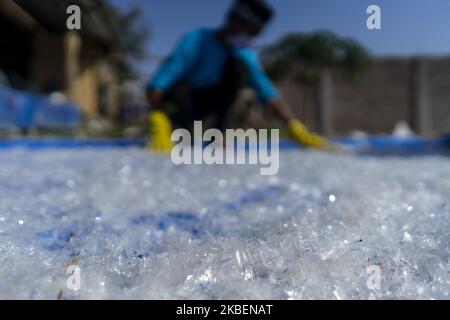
109, 0, 450, 77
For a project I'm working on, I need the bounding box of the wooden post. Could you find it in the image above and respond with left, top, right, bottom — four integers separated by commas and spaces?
64, 31, 81, 103
410, 58, 431, 137
317, 69, 333, 135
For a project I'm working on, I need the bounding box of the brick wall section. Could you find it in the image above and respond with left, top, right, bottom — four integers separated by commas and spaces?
426, 58, 450, 136
275, 57, 450, 137
332, 58, 411, 135
277, 79, 319, 132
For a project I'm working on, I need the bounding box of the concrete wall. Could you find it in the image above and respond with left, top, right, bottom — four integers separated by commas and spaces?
31, 30, 65, 91
427, 58, 450, 136
30, 31, 119, 119
277, 57, 450, 137
332, 58, 411, 136
0, 0, 119, 120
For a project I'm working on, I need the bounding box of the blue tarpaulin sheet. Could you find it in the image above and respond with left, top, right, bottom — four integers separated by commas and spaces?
0, 136, 448, 152
0, 86, 80, 131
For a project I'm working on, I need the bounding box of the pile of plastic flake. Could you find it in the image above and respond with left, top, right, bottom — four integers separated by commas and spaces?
0, 148, 449, 299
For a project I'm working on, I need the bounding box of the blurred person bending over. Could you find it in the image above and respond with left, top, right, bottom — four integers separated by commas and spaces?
147, 0, 332, 152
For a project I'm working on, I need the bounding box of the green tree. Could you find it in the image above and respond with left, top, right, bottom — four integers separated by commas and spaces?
261, 31, 370, 86
106, 2, 150, 82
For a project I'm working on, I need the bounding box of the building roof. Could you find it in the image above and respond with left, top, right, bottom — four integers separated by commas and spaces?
13, 0, 119, 47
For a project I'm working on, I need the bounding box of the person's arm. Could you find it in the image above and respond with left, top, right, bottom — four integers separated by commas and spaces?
265, 97, 332, 149
264, 97, 295, 123
147, 89, 165, 110
146, 85, 173, 152
242, 51, 332, 149
147, 30, 202, 97
146, 30, 202, 152
146, 71, 172, 153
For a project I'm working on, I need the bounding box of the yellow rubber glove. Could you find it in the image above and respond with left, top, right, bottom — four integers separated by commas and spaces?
147, 110, 173, 153
288, 119, 333, 149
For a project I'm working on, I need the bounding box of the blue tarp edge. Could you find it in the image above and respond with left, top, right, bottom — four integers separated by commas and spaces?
0, 135, 448, 151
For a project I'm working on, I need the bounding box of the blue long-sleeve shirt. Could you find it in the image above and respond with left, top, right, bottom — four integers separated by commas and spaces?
148, 28, 279, 102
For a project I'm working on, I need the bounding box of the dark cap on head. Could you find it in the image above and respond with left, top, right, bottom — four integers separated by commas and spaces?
228, 0, 275, 29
